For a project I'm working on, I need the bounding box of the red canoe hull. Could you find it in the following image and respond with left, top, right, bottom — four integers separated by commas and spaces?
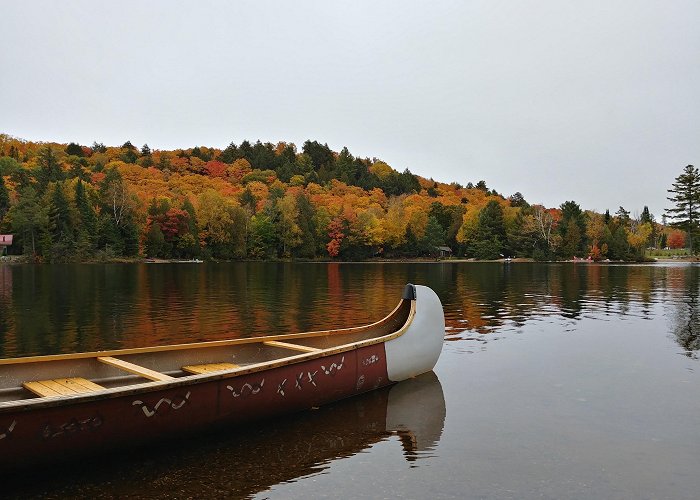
0, 343, 388, 467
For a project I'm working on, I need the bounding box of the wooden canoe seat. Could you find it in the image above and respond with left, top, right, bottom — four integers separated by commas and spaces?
97, 356, 174, 382
23, 377, 104, 398
182, 362, 239, 375
263, 340, 321, 353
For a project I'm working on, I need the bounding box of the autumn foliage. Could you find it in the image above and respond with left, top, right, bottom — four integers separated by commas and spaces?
667, 230, 686, 249
0, 133, 670, 262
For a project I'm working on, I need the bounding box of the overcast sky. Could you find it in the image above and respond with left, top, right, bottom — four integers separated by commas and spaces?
2, 1, 698, 217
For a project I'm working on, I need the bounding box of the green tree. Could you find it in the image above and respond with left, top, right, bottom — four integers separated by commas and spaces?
239, 186, 257, 214
294, 154, 314, 181
139, 144, 154, 168
36, 146, 63, 192
218, 142, 241, 163
509, 207, 539, 258
198, 189, 233, 255
180, 198, 200, 257
296, 193, 316, 258
335, 147, 356, 184
0, 156, 21, 176
603, 221, 631, 260
276, 192, 302, 257
616, 206, 631, 227
302, 140, 334, 172
248, 214, 276, 259
419, 216, 446, 255
509, 192, 528, 208
558, 201, 587, 258
8, 186, 48, 257
227, 205, 248, 259
120, 141, 138, 164
65, 142, 84, 157
666, 164, 700, 254
144, 222, 166, 257
468, 200, 507, 259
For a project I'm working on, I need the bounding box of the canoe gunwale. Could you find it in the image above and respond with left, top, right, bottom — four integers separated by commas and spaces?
0, 296, 410, 366
0, 299, 416, 413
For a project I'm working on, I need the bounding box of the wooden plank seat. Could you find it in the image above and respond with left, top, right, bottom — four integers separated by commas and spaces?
263, 340, 321, 353
97, 356, 174, 382
23, 377, 104, 398
182, 362, 239, 375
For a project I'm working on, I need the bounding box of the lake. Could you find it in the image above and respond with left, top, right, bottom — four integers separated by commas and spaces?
2, 262, 699, 499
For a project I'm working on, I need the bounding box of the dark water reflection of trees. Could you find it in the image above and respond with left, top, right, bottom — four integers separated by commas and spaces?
669, 265, 700, 358
0, 262, 698, 359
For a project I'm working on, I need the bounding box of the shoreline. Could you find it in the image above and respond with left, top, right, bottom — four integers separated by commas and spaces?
2, 255, 699, 265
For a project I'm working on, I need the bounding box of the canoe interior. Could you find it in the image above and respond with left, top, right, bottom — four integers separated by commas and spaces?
0, 298, 412, 405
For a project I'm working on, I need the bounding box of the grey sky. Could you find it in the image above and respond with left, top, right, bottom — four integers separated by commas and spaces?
2, 1, 698, 218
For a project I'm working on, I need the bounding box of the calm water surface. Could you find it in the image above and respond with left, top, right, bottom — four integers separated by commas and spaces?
1, 262, 699, 499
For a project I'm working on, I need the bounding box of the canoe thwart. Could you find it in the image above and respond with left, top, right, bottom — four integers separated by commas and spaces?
97, 356, 174, 382
23, 377, 105, 398
262, 340, 322, 353
182, 362, 239, 375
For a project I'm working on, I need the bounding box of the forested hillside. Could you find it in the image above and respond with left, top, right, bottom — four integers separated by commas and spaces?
0, 134, 675, 262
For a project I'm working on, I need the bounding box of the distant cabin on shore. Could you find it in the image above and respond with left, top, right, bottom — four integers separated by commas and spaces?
0, 235, 13, 255
436, 246, 452, 258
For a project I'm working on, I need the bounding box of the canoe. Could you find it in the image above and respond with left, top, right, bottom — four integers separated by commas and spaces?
5, 372, 445, 496
0, 284, 444, 468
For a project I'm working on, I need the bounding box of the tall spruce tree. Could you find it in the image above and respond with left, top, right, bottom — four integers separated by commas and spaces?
666, 164, 700, 254
36, 146, 63, 192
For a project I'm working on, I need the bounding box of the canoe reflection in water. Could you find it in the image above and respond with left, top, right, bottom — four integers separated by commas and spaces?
6, 371, 445, 498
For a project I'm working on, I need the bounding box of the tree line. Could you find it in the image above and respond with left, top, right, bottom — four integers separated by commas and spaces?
0, 134, 697, 262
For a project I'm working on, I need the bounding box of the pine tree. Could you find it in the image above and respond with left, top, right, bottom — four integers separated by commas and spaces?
36, 146, 63, 192
666, 165, 700, 254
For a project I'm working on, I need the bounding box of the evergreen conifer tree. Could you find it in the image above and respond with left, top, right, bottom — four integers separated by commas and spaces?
666, 165, 700, 254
